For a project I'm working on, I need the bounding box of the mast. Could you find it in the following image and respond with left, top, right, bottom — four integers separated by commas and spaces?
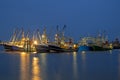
10, 28, 18, 44
41, 27, 48, 44
36, 29, 42, 44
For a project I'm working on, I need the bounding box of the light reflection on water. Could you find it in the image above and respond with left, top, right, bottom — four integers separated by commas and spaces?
109, 50, 112, 54
20, 52, 42, 80
81, 51, 87, 73
32, 57, 41, 80
0, 50, 119, 80
118, 53, 120, 80
73, 52, 78, 79
20, 52, 30, 80
39, 53, 47, 68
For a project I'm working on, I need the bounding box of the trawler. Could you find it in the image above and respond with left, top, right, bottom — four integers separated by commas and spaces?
3, 28, 36, 52
34, 28, 50, 53
48, 25, 78, 53
112, 38, 120, 49
78, 34, 112, 51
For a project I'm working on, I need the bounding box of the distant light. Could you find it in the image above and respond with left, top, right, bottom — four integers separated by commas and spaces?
82, 51, 86, 54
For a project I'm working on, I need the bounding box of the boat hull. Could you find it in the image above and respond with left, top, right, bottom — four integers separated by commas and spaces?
3, 44, 24, 51
91, 45, 112, 51
78, 45, 112, 52
48, 45, 78, 53
78, 45, 92, 51
35, 44, 50, 53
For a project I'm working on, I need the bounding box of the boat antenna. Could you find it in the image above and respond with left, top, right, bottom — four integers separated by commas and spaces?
21, 27, 25, 38
56, 25, 59, 32
37, 29, 42, 43
26, 29, 30, 40
16, 27, 24, 42
63, 25, 66, 31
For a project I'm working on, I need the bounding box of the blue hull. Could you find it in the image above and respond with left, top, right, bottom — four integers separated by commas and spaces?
78, 45, 92, 51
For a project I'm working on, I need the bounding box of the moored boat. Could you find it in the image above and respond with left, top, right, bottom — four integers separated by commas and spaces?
48, 25, 78, 53
34, 28, 50, 53
2, 28, 36, 52
112, 38, 120, 49
78, 33, 112, 51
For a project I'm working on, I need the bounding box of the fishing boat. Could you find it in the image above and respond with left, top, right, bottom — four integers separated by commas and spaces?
78, 34, 112, 51
90, 36, 112, 51
48, 25, 78, 53
34, 28, 50, 53
112, 38, 120, 49
78, 37, 93, 51
3, 28, 36, 52
2, 28, 24, 51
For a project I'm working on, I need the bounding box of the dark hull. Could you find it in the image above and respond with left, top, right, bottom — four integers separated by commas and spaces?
48, 45, 64, 52
113, 46, 120, 49
48, 45, 78, 53
63, 48, 78, 52
35, 44, 50, 53
3, 44, 24, 51
91, 45, 112, 51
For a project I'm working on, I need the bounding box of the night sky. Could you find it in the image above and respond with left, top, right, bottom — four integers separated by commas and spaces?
0, 0, 120, 42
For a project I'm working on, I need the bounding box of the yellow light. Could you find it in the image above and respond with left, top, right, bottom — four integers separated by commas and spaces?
34, 41, 38, 45
33, 57, 39, 61
32, 57, 41, 80
73, 52, 77, 54
73, 44, 77, 48
21, 52, 27, 55
109, 43, 113, 49
33, 52, 37, 54
19, 45, 23, 48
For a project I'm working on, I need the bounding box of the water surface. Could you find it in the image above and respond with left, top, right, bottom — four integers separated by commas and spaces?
0, 50, 119, 80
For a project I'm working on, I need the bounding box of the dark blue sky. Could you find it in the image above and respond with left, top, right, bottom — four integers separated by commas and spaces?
0, 0, 120, 41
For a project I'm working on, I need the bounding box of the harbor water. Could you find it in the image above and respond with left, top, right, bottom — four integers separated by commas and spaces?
0, 49, 119, 80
